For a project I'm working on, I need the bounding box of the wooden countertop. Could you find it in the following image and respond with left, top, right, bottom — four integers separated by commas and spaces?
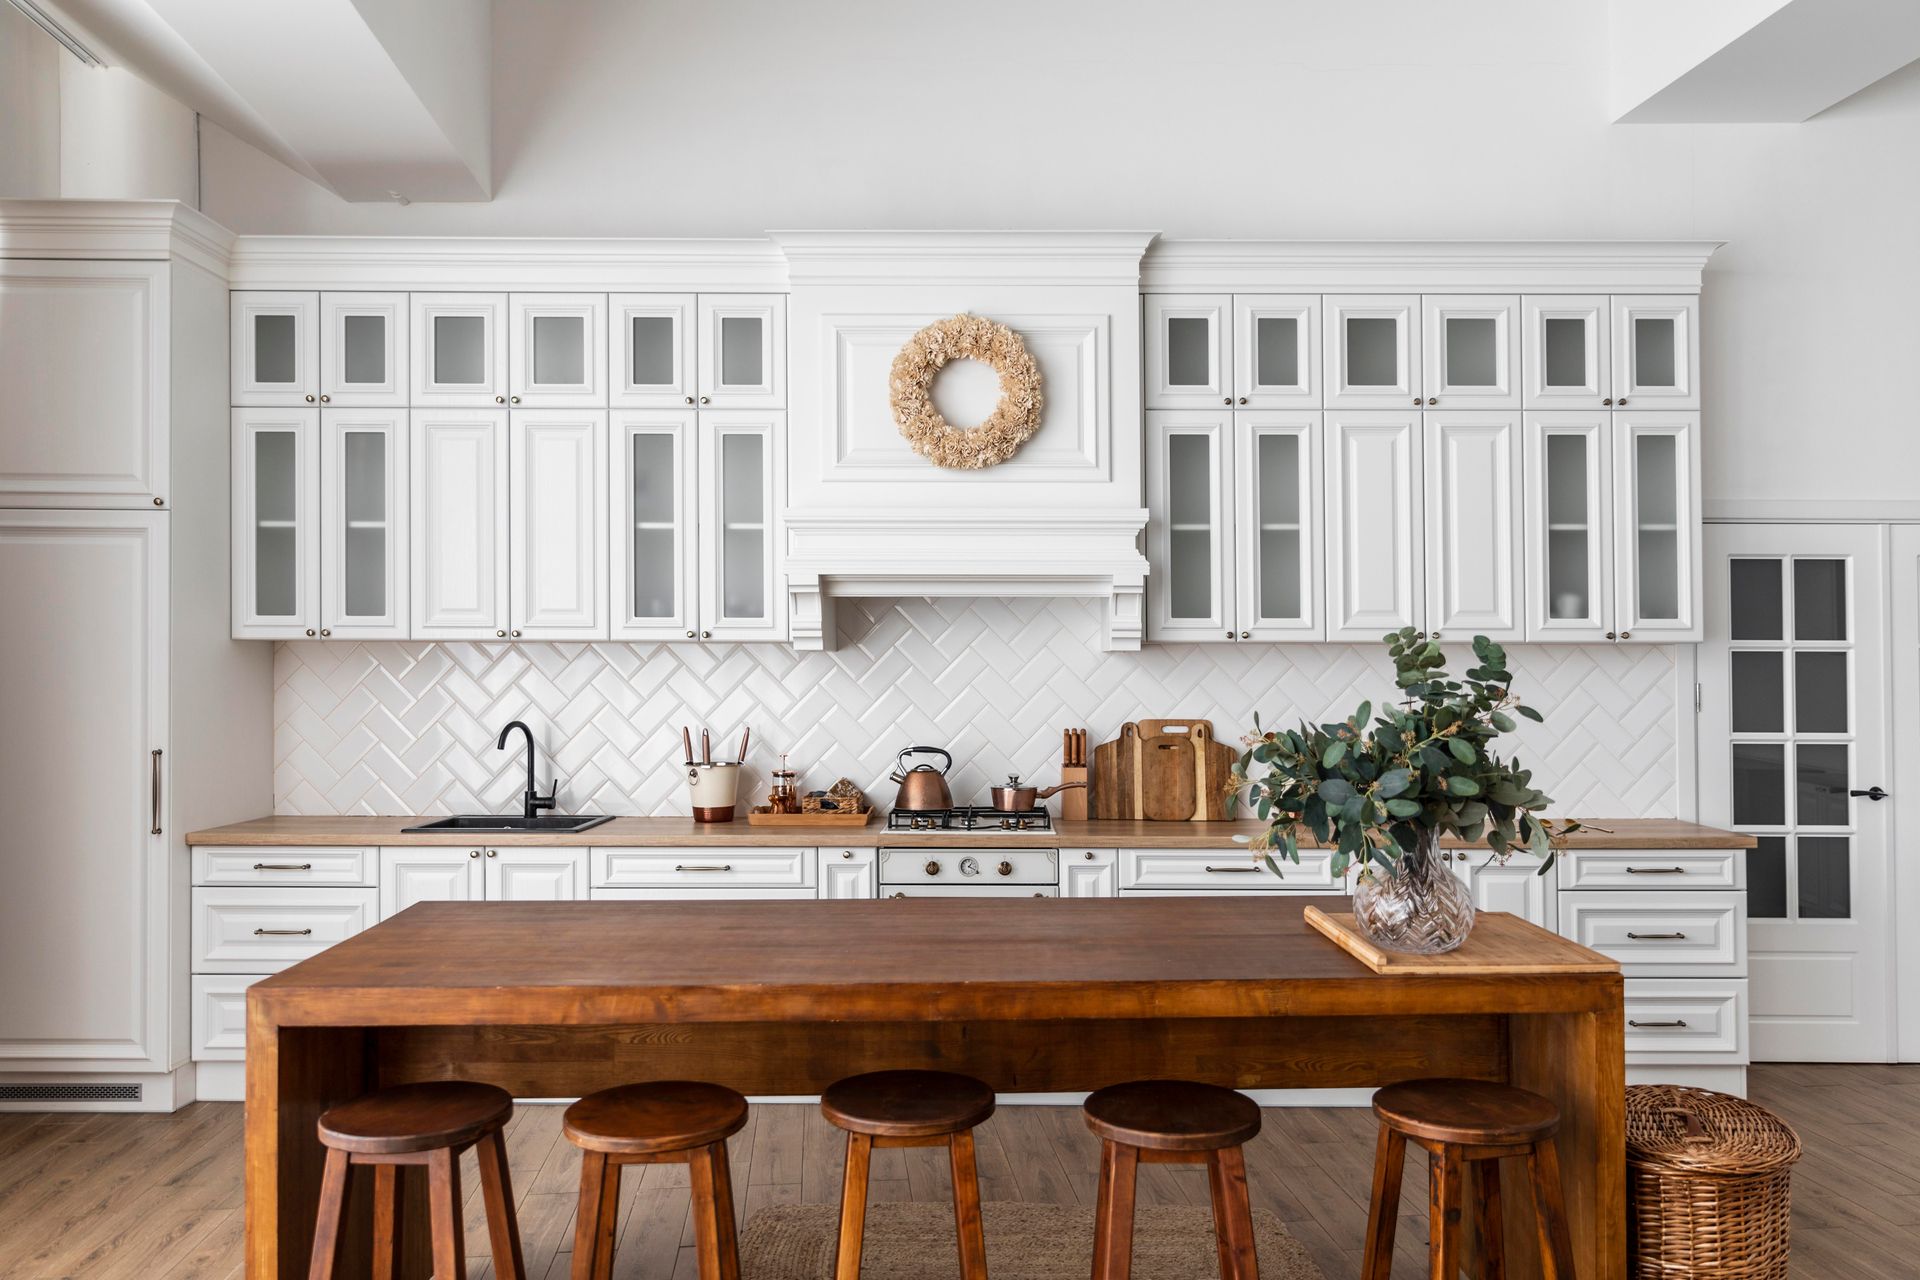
190, 814, 1752, 850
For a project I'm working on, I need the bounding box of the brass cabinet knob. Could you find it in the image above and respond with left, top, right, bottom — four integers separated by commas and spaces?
701, 630, 712, 639
305, 394, 315, 403
1617, 397, 1628, 406
496, 629, 506, 638
153, 496, 164, 506
699, 396, 711, 405
925, 860, 940, 876
1237, 396, 1248, 405
319, 394, 330, 403
1415, 631, 1427, 640
1239, 630, 1250, 639
486, 849, 497, 857
1605, 631, 1617, 640
842, 850, 853, 859
1222, 397, 1233, 406
1084, 851, 1096, 860
494, 395, 505, 404
1621, 630, 1632, 639
305, 628, 316, 637
469, 849, 480, 858
685, 630, 696, 638
1412, 397, 1422, 405
998, 861, 1014, 876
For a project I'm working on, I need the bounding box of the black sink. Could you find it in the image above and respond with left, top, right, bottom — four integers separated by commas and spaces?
400, 814, 614, 834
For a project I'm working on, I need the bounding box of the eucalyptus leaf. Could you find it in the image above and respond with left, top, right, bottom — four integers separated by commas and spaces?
1446, 775, 1481, 797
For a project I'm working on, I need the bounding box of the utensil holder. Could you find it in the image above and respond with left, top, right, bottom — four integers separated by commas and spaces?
687, 762, 741, 823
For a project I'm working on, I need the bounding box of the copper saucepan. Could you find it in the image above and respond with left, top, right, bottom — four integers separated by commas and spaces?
990, 774, 1086, 810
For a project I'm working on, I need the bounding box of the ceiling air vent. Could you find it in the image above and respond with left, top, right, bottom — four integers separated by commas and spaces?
0, 1082, 141, 1103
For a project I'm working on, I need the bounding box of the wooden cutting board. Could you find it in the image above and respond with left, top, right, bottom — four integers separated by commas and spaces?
1138, 731, 1196, 821
1135, 719, 1235, 821
1303, 906, 1616, 975
1090, 722, 1139, 819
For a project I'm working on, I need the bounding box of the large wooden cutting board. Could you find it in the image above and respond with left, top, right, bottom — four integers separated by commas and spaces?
1138, 731, 1196, 821
1135, 719, 1236, 821
1090, 722, 1138, 819
1303, 906, 1616, 975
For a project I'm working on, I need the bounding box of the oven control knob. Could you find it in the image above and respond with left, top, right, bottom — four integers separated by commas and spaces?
959, 856, 981, 877
924, 860, 940, 876
998, 860, 1014, 877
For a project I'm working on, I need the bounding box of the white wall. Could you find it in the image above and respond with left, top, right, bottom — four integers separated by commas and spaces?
0, 5, 62, 197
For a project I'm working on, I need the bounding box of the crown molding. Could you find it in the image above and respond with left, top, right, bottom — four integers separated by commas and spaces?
0, 199, 235, 277
226, 235, 790, 292
1139, 239, 1725, 293
770, 230, 1160, 288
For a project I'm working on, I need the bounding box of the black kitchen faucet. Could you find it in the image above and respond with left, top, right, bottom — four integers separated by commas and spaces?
497, 719, 559, 820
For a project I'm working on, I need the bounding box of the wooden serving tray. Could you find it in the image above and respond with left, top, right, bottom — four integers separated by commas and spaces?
1303, 905, 1617, 975
745, 809, 875, 828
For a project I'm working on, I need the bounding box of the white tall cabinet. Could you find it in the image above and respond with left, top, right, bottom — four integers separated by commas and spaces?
0, 201, 271, 1110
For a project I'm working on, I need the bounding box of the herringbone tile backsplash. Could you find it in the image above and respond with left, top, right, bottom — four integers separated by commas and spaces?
274, 598, 1681, 819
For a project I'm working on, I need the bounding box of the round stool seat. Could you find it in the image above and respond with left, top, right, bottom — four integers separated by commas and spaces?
1371, 1078, 1560, 1147
317, 1081, 512, 1155
821, 1070, 995, 1138
563, 1081, 749, 1156
1082, 1079, 1260, 1152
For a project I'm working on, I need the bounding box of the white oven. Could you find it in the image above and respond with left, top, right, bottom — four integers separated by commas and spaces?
879, 848, 1059, 897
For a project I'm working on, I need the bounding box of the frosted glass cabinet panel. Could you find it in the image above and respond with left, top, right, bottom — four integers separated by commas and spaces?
509, 294, 607, 407
1324, 296, 1420, 408
1233, 296, 1320, 408
319, 293, 407, 407
1523, 413, 1613, 642
1145, 412, 1232, 640
1421, 296, 1519, 409
231, 408, 319, 638
1423, 412, 1522, 642
1325, 411, 1423, 638
1144, 296, 1231, 410
696, 296, 785, 409
319, 410, 408, 639
510, 410, 609, 640
1612, 296, 1699, 409
610, 412, 698, 640
410, 294, 509, 406
410, 409, 509, 639
698, 412, 784, 639
231, 292, 319, 406
1522, 296, 1611, 409
1236, 413, 1323, 639
1614, 412, 1701, 640
610, 294, 697, 408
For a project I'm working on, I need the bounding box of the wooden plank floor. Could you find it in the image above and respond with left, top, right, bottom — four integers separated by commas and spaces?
0, 1064, 1910, 1278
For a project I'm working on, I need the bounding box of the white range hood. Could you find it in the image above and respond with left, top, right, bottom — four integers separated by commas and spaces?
773, 231, 1154, 652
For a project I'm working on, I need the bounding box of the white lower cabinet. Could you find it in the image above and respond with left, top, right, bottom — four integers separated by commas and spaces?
192, 887, 378, 974
592, 887, 818, 901
1063, 849, 1117, 897
381, 846, 589, 914
1446, 849, 1554, 929
191, 974, 260, 1061
1122, 847, 1341, 892
821, 847, 878, 900
486, 847, 589, 901
591, 846, 815, 891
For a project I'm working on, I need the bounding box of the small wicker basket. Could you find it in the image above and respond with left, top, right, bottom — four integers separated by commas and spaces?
1626, 1085, 1802, 1279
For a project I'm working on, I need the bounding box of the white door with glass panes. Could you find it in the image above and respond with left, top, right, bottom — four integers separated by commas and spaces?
319, 410, 407, 639
1423, 412, 1522, 643
1325, 412, 1423, 639
1144, 296, 1231, 410
318, 293, 407, 407
1892, 527, 1920, 1062
510, 410, 608, 640
698, 411, 783, 640
1613, 413, 1700, 640
1522, 297, 1611, 409
696, 295, 785, 409
610, 412, 699, 640
509, 294, 606, 408
231, 291, 318, 406
1421, 296, 1519, 410
1324, 296, 1419, 409
1700, 524, 1890, 1061
1234, 413, 1322, 640
231, 408, 319, 638
410, 408, 509, 640
1522, 413, 1613, 642
411, 294, 509, 407
1145, 412, 1232, 641
1232, 296, 1319, 408
1611, 296, 1698, 410
610, 294, 697, 408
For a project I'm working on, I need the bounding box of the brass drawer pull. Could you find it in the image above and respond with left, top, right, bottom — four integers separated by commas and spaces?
150, 749, 163, 835
1626, 931, 1687, 940
1628, 1019, 1689, 1029
253, 927, 313, 937
674, 864, 733, 872
1626, 866, 1687, 875
1203, 865, 1260, 873
253, 862, 313, 871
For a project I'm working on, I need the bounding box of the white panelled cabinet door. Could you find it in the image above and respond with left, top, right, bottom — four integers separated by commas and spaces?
1423, 412, 1523, 643
1235, 413, 1323, 640
318, 292, 407, 408
485, 848, 587, 900
319, 409, 408, 640
822, 848, 878, 900
610, 411, 699, 641
1233, 295, 1319, 408
509, 294, 607, 408
1450, 850, 1554, 929
1614, 412, 1702, 641
1325, 411, 1423, 639
410, 408, 510, 640
231, 291, 319, 406
379, 848, 483, 918
510, 410, 609, 640
232, 408, 320, 639
1421, 295, 1519, 410
1144, 295, 1232, 410
1523, 412, 1613, 642
696, 294, 785, 409
610, 294, 697, 409
1612, 296, 1699, 410
411, 293, 509, 407
1145, 411, 1233, 642
1064, 849, 1118, 898
1522, 296, 1611, 410
698, 411, 783, 640
1324, 295, 1420, 409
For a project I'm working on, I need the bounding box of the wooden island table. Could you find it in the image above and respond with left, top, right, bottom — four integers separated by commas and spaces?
246, 896, 1623, 1277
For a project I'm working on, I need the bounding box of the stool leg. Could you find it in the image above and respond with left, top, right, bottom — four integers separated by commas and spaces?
593, 1158, 621, 1279
1206, 1145, 1259, 1280
690, 1142, 742, 1280
948, 1129, 990, 1280
1090, 1139, 1139, 1280
370, 1163, 403, 1280
1427, 1147, 1462, 1280
1471, 1158, 1506, 1280
426, 1148, 466, 1280
476, 1130, 527, 1280
306, 1147, 352, 1280
1360, 1127, 1405, 1280
571, 1150, 611, 1280
1527, 1138, 1578, 1280
833, 1132, 873, 1280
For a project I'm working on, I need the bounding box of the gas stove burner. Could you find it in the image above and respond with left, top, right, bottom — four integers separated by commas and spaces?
885, 804, 1054, 834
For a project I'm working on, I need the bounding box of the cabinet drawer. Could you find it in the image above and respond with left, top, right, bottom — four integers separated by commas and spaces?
1121, 848, 1340, 891
191, 974, 266, 1061
1623, 979, 1747, 1063
1560, 849, 1743, 891
589, 887, 818, 901
192, 887, 378, 973
193, 846, 374, 886
591, 847, 815, 889
1558, 891, 1745, 977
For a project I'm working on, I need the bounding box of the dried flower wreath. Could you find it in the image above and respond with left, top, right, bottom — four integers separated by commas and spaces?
888, 314, 1043, 469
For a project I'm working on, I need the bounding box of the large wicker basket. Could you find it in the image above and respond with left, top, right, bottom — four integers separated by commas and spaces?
1626, 1085, 1802, 1278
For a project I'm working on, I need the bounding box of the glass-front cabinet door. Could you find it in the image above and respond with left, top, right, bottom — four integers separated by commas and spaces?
1145, 412, 1232, 641
1523, 412, 1612, 642
1235, 413, 1322, 639
1325, 411, 1423, 638
411, 293, 509, 407
1232, 296, 1319, 408
1324, 296, 1420, 409
231, 292, 318, 406
696, 295, 785, 409
319, 293, 407, 407
1423, 412, 1523, 643
410, 408, 509, 640
699, 412, 784, 640
319, 410, 408, 639
610, 294, 697, 409
1144, 296, 1231, 410
509, 294, 607, 408
231, 408, 318, 638
1612, 295, 1699, 409
1614, 412, 1701, 640
610, 412, 698, 640
1522, 296, 1610, 409
509, 410, 609, 640
1421, 295, 1519, 409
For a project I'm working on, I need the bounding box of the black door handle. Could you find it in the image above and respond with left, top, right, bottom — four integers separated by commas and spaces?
1850, 786, 1889, 801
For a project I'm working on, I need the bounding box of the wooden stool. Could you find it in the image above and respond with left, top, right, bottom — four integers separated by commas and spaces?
1082, 1079, 1261, 1280
562, 1081, 748, 1280
308, 1080, 523, 1280
1361, 1078, 1578, 1280
822, 1069, 996, 1280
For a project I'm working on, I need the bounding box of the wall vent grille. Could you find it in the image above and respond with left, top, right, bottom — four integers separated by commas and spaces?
0, 1082, 141, 1102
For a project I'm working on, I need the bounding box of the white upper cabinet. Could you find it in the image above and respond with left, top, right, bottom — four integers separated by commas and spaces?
1144, 295, 1232, 410
411, 293, 509, 406
698, 411, 784, 639
232, 408, 320, 638
318, 293, 408, 408
1233, 295, 1320, 408
1423, 412, 1523, 643
610, 294, 697, 408
1522, 296, 1611, 409
1421, 295, 1519, 410
509, 293, 607, 408
231, 291, 319, 406
510, 410, 609, 640
1614, 412, 1701, 640
319, 409, 408, 640
1612, 296, 1699, 410
1326, 411, 1423, 638
696, 294, 785, 408
1145, 411, 1233, 641
411, 408, 509, 639
1523, 412, 1613, 642
1236, 413, 1323, 640
1325, 296, 1420, 409
610, 411, 698, 640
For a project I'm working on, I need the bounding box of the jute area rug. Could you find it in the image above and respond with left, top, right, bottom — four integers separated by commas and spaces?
739, 1201, 1326, 1279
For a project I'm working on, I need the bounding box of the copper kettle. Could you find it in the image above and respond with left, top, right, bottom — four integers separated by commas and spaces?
889, 746, 953, 811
